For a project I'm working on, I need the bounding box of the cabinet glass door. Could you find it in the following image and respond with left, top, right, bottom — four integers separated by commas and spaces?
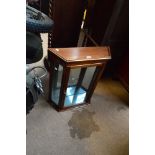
64, 66, 96, 107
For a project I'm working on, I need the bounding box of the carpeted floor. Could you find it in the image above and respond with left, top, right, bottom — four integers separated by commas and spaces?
26, 34, 129, 155
27, 76, 129, 155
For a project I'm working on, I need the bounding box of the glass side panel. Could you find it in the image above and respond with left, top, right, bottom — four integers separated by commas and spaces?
51, 64, 63, 105
82, 66, 96, 89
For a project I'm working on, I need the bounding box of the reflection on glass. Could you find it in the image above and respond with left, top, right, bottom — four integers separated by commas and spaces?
82, 66, 96, 89
68, 68, 81, 86
51, 64, 63, 105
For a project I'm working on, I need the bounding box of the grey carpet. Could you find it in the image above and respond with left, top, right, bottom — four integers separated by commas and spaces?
27, 77, 129, 155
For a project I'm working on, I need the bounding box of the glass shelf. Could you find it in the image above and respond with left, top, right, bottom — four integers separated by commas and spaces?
64, 86, 86, 107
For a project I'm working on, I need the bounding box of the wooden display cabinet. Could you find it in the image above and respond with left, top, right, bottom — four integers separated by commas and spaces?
48, 47, 111, 111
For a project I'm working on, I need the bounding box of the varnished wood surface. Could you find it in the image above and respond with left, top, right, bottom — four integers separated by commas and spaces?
48, 47, 111, 62
48, 47, 111, 111
50, 0, 85, 47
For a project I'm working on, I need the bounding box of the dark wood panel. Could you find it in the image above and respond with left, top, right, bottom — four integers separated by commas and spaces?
88, 0, 116, 44
103, 0, 129, 79
115, 52, 129, 91
52, 0, 86, 47
110, 0, 129, 41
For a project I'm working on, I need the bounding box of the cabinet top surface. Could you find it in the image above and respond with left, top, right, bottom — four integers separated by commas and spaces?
48, 47, 111, 62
